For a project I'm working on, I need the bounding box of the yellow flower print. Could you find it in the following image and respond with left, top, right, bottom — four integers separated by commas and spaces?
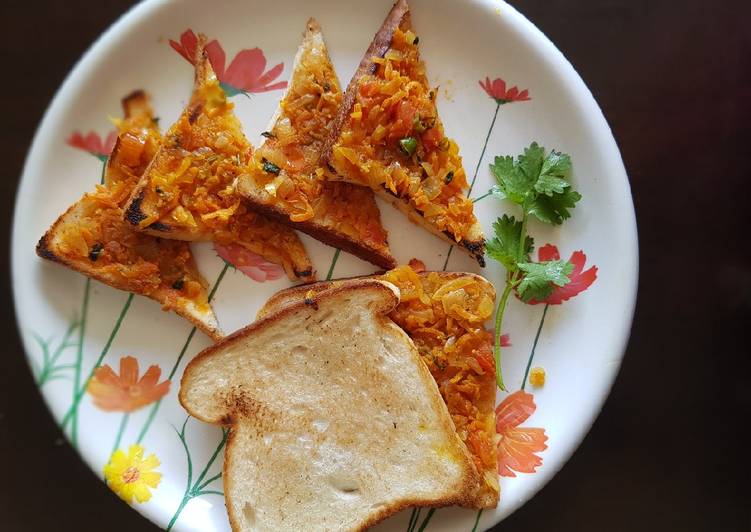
104, 444, 162, 504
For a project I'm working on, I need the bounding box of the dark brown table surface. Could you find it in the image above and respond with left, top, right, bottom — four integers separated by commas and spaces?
1, 1, 749, 530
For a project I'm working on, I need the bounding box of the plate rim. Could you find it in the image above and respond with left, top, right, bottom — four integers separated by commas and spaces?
11, 0, 639, 530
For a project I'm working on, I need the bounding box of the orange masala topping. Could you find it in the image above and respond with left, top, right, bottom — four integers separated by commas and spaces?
330, 26, 479, 243
381, 263, 499, 495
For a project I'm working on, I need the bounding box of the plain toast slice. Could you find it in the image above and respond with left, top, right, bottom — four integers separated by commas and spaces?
180, 279, 479, 531
258, 267, 500, 508
236, 19, 396, 269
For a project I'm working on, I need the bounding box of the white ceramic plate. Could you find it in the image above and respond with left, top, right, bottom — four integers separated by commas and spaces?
12, 0, 637, 530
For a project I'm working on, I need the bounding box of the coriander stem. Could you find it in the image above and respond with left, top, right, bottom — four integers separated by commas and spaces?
493, 280, 514, 391
518, 211, 529, 260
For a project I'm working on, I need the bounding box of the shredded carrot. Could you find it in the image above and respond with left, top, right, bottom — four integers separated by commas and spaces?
330, 25, 478, 243
382, 265, 498, 479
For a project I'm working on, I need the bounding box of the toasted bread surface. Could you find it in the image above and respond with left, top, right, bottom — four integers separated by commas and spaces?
37, 91, 221, 339
321, 0, 485, 265
258, 267, 500, 508
236, 19, 395, 269
180, 279, 479, 530
122, 36, 314, 281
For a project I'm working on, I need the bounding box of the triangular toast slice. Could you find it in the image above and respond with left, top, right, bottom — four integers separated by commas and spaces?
123, 35, 315, 281
37, 91, 221, 339
257, 265, 500, 508
180, 279, 479, 531
236, 19, 396, 269
321, 0, 485, 265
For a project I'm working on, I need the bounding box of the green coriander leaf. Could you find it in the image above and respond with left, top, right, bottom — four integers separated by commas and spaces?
528, 187, 582, 225
262, 158, 281, 175
488, 184, 505, 200
399, 136, 418, 156
535, 150, 572, 196
491, 143, 581, 224
516, 259, 574, 302
489, 155, 529, 205
485, 215, 533, 271
516, 142, 546, 190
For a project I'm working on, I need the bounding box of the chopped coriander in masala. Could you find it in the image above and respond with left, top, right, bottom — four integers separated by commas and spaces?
324, 3, 484, 264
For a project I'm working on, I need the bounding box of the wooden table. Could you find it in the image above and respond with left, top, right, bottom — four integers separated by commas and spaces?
1, 1, 748, 530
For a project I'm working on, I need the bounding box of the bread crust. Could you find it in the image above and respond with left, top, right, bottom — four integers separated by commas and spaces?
37, 90, 222, 340
180, 278, 481, 530
320, 0, 485, 266
320, 0, 410, 165
36, 203, 222, 340
180, 279, 401, 419
236, 19, 396, 270
257, 272, 500, 509
122, 35, 315, 281
236, 188, 397, 270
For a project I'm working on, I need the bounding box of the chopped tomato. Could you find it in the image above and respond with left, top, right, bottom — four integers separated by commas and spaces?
421, 127, 443, 151
389, 100, 417, 138
474, 337, 495, 374
467, 429, 496, 470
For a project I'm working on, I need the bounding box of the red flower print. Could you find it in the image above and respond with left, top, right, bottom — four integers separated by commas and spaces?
529, 244, 598, 305
87, 356, 170, 412
479, 77, 530, 104
168, 28, 200, 64
169, 29, 287, 97
67, 130, 117, 161
214, 243, 285, 283
496, 390, 548, 477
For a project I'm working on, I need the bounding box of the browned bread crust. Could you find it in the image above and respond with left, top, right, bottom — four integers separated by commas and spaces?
320, 0, 486, 266
236, 20, 396, 270
180, 279, 481, 530
238, 188, 397, 270
122, 36, 315, 281
320, 0, 410, 165
37, 90, 222, 340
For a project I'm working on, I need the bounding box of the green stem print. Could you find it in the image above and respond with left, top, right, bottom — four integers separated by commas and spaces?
71, 278, 92, 445
62, 292, 134, 447
406, 508, 421, 532
470, 509, 484, 532
136, 263, 230, 444
416, 508, 436, 532
521, 304, 550, 390
441, 101, 502, 272
103, 412, 131, 487
32, 318, 79, 386
66, 156, 110, 444
167, 417, 229, 531
111, 413, 130, 457
472, 190, 493, 204
326, 248, 341, 281
468, 101, 501, 195
99, 157, 108, 183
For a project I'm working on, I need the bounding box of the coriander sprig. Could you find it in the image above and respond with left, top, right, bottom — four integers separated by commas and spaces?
486, 142, 581, 390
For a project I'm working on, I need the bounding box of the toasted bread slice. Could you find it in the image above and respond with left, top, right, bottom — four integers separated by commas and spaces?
236, 19, 396, 269
321, 0, 485, 265
37, 91, 221, 340
123, 35, 314, 281
258, 266, 500, 508
180, 279, 479, 531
